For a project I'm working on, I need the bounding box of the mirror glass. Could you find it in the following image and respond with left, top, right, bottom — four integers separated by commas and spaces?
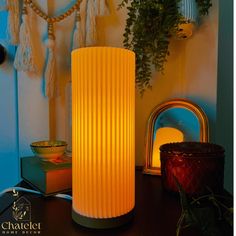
143, 98, 209, 175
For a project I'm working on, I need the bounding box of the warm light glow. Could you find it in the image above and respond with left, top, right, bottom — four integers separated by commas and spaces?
176, 23, 195, 39
72, 47, 135, 221
152, 127, 184, 167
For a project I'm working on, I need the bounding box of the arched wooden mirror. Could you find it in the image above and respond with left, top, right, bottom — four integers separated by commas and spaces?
143, 98, 209, 175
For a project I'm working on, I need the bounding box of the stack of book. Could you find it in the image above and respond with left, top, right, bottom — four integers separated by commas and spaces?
21, 156, 72, 196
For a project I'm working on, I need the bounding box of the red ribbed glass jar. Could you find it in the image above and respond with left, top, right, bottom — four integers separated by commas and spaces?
160, 142, 225, 196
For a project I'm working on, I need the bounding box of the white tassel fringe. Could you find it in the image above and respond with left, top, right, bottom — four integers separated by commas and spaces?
85, 0, 109, 46
96, 0, 109, 16
72, 17, 84, 49
85, 0, 97, 46
44, 38, 56, 98
14, 14, 37, 72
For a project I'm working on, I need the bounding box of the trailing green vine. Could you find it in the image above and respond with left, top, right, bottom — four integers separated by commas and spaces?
119, 0, 212, 95
175, 178, 233, 236
196, 0, 212, 15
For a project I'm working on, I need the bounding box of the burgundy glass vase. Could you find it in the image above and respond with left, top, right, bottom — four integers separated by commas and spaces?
160, 142, 225, 196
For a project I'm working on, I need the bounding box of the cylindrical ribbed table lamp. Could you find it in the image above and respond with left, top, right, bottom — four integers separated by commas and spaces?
71, 47, 135, 229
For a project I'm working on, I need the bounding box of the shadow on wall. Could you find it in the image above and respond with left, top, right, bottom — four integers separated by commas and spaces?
186, 96, 216, 143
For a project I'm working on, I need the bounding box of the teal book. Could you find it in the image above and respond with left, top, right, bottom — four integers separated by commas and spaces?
21, 156, 72, 195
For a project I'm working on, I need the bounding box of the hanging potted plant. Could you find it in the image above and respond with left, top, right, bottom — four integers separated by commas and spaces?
119, 0, 212, 94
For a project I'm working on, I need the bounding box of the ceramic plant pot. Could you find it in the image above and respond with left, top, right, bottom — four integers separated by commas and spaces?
176, 0, 198, 39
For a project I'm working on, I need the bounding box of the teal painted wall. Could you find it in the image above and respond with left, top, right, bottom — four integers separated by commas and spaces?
0, 11, 19, 191
0, 5, 49, 191
216, 0, 233, 193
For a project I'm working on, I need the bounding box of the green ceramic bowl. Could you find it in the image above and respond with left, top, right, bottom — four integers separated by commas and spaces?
30, 140, 67, 161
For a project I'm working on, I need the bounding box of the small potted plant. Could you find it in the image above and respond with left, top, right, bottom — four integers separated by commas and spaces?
175, 178, 233, 236
119, 0, 212, 94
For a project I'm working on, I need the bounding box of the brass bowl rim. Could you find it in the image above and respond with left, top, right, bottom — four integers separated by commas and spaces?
30, 140, 67, 148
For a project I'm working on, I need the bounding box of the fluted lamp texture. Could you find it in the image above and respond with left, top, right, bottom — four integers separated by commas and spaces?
71, 47, 135, 229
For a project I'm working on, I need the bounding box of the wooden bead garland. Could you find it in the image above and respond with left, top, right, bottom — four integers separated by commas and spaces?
24, 0, 82, 98
3, 0, 109, 97
26, 0, 82, 24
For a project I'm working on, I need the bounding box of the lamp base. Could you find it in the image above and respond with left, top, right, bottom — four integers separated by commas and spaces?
72, 208, 134, 229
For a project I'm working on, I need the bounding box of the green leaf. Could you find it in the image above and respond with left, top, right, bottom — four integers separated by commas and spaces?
119, 0, 212, 94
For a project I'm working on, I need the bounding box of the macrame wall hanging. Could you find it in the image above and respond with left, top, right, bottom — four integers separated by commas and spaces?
0, 0, 109, 98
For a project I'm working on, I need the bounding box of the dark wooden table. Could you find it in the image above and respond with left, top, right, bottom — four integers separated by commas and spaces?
0, 171, 232, 236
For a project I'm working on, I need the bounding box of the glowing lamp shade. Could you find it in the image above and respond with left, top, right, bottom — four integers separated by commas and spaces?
71, 47, 135, 229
